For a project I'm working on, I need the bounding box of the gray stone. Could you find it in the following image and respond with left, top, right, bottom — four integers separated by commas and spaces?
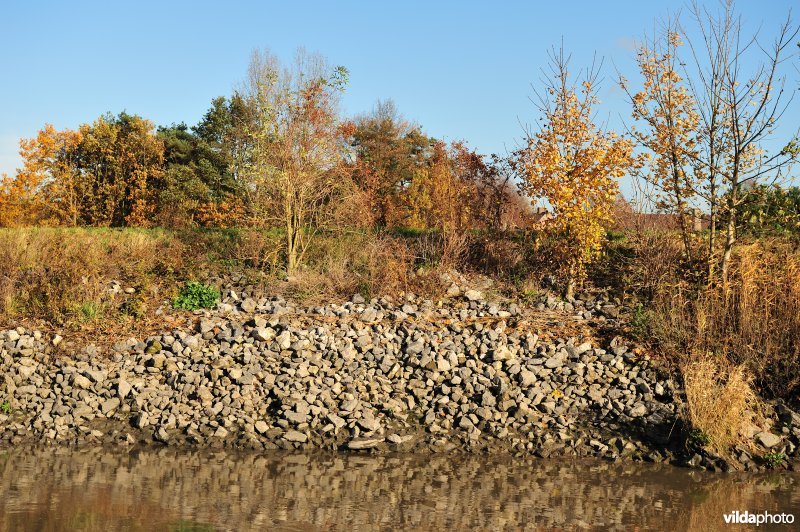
406, 340, 425, 355
756, 431, 782, 449
240, 298, 257, 313
100, 398, 120, 415
144, 340, 162, 355
72, 374, 92, 390
628, 403, 647, 417
544, 356, 563, 369
464, 289, 483, 301
519, 370, 536, 387
117, 379, 132, 399
347, 437, 384, 450
154, 426, 169, 443
252, 327, 274, 342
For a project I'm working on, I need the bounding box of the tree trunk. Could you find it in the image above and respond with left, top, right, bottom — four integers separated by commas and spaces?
565, 262, 576, 300
707, 208, 717, 284
721, 203, 736, 286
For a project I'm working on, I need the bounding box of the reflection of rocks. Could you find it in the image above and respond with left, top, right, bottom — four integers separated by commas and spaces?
0, 448, 797, 531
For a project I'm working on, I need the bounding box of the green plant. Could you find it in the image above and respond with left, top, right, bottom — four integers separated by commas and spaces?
763, 451, 785, 469
172, 281, 220, 310
120, 297, 146, 318
1, 402, 11, 415
630, 303, 650, 338
77, 302, 101, 322
688, 428, 711, 448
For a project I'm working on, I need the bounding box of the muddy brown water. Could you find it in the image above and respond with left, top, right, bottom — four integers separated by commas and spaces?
0, 448, 797, 531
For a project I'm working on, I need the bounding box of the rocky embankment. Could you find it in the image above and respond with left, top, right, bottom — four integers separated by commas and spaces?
2, 285, 798, 471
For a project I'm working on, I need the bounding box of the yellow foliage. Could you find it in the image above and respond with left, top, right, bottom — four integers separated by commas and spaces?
520, 49, 637, 294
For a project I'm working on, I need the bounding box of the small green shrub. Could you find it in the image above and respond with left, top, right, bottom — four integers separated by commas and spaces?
77, 302, 101, 322
688, 428, 711, 448
172, 281, 220, 310
0, 402, 11, 415
630, 303, 651, 338
120, 297, 146, 318
763, 451, 785, 469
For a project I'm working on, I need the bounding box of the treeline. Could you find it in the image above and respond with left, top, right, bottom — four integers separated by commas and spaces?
0, 73, 529, 233
1, 2, 798, 289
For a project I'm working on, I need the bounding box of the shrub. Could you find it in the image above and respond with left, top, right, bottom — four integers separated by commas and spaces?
172, 281, 220, 310
763, 451, 785, 469
688, 429, 711, 448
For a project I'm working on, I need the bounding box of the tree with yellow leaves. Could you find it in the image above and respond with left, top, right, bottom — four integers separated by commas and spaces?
624, 3, 799, 285
621, 20, 701, 263
520, 46, 637, 298
0, 125, 83, 226
405, 141, 472, 232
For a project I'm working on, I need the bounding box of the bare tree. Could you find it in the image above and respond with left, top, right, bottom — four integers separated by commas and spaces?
625, 1, 799, 284
686, 1, 799, 283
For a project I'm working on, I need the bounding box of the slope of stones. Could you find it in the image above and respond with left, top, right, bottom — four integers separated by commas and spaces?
1, 291, 678, 459
1, 288, 797, 470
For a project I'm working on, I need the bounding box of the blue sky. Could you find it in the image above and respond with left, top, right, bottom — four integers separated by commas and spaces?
1, 0, 798, 196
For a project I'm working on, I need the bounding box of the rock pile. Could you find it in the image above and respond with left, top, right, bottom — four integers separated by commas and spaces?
1, 289, 797, 470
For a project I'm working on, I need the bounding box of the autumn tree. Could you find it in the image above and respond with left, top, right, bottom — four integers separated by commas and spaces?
451, 145, 527, 232
240, 49, 351, 274
72, 113, 165, 226
0, 172, 37, 226
520, 47, 637, 298
9, 113, 164, 227
0, 125, 83, 226
404, 141, 475, 231
625, 2, 799, 284
621, 19, 701, 262
684, 1, 799, 283
347, 100, 433, 227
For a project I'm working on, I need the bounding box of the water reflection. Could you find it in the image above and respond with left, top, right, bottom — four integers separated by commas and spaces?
0, 448, 797, 531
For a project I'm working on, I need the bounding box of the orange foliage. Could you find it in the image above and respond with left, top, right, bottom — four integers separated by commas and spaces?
2, 115, 164, 227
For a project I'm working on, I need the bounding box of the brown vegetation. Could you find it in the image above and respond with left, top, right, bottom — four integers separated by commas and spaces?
682, 356, 759, 458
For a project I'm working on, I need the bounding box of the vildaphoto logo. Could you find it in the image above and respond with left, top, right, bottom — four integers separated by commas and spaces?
723, 511, 795, 526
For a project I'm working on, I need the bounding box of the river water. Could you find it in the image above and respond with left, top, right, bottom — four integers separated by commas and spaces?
0, 448, 797, 531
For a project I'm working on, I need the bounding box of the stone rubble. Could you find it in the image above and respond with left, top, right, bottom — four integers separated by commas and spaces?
1, 285, 797, 472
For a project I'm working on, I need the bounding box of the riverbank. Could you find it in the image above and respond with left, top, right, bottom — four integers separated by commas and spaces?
2, 287, 797, 472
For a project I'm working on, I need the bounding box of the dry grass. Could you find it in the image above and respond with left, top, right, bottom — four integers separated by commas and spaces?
625, 234, 800, 401
288, 231, 414, 302
682, 356, 760, 458
0, 228, 188, 325
0, 227, 479, 330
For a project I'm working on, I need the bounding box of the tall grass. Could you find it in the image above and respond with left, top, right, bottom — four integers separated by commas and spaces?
0, 228, 189, 323
630, 236, 800, 400
682, 356, 760, 457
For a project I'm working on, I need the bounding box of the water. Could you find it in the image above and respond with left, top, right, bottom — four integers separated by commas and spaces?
0, 448, 797, 531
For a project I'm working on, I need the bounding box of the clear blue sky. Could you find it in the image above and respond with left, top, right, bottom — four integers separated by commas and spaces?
1, 0, 797, 195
